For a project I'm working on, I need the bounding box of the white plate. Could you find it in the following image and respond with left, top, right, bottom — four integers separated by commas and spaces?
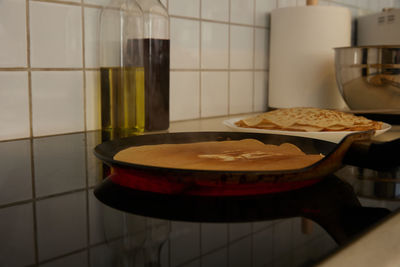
223, 117, 392, 143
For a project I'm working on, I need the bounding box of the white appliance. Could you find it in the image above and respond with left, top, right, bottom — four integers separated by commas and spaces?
357, 8, 400, 45
268, 6, 351, 110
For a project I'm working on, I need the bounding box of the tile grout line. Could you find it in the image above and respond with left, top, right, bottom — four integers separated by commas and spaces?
0, 67, 29, 71
38, 235, 129, 266
30, 139, 39, 266
252, 0, 256, 113
0, 199, 34, 210
36, 247, 88, 266
198, 223, 203, 265
26, 0, 33, 139
171, 68, 267, 71
80, 1, 91, 266
166, 3, 171, 265
0, 67, 87, 71
170, 14, 267, 29
25, 0, 40, 265
30, 0, 118, 10
84, 137, 91, 267
0, 67, 268, 72
2, 65, 279, 71
37, 188, 88, 202
0, 188, 95, 211
199, 0, 202, 119
227, 0, 231, 116
227, 223, 231, 266
250, 221, 254, 267
31, 0, 82, 6
81, 1, 87, 134
29, 0, 371, 11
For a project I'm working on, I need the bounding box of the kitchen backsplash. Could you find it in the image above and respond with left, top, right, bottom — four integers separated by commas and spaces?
1, 0, 400, 141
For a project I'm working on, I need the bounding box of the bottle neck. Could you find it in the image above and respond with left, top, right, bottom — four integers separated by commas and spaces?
136, 0, 167, 14
137, 0, 169, 39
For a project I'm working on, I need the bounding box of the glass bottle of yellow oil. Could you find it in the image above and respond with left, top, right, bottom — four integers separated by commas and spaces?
99, 0, 145, 139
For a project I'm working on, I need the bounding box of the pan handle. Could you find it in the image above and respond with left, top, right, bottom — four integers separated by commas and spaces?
343, 138, 400, 170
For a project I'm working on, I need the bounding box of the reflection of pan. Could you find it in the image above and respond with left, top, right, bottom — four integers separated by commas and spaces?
94, 131, 400, 196
94, 174, 391, 245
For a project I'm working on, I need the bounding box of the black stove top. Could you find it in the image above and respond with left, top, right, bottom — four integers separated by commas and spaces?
1, 131, 399, 267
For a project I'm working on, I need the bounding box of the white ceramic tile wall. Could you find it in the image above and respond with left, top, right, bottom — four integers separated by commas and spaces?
86, 132, 102, 187
230, 25, 254, 69
231, 0, 254, 25
201, 71, 229, 117
30, 2, 83, 68
272, 218, 293, 259
89, 243, 115, 267
84, 7, 101, 69
170, 18, 200, 69
255, 28, 269, 69
228, 236, 252, 267
229, 71, 253, 114
254, 71, 268, 112
33, 134, 86, 197
229, 222, 252, 241
170, 71, 200, 120
36, 191, 87, 261
201, 22, 229, 69
85, 70, 101, 131
202, 0, 229, 22
1, 0, 400, 141
201, 223, 228, 253
0, 140, 32, 205
0, 0, 27, 68
252, 219, 276, 231
88, 189, 107, 245
0, 72, 30, 139
88, 195, 141, 245
39, 251, 88, 267
201, 248, 228, 266
170, 222, 201, 266
255, 0, 276, 27
31, 71, 84, 136
169, 0, 200, 18
0, 204, 35, 266
252, 226, 273, 266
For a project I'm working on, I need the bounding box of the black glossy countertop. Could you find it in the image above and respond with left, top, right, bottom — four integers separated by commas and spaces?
1, 116, 399, 267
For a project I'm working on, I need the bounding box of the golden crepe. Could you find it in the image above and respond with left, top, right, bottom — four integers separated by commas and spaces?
235, 107, 382, 132
114, 139, 324, 171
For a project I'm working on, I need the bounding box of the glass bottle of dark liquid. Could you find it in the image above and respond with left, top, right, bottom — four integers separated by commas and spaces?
99, 0, 145, 139
136, 0, 170, 131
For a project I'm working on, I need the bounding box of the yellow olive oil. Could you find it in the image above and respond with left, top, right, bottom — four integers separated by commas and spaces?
100, 66, 145, 136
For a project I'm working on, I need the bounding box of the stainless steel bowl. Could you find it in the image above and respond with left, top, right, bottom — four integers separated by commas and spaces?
334, 46, 400, 110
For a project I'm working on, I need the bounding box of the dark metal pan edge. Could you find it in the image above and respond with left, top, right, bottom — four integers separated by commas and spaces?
93, 131, 376, 183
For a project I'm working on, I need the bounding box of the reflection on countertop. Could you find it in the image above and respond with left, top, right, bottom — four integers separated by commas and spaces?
0, 115, 399, 267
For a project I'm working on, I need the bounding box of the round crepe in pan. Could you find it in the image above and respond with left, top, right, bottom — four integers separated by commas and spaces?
114, 139, 324, 171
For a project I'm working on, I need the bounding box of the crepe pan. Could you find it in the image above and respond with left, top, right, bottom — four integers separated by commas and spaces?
94, 131, 400, 196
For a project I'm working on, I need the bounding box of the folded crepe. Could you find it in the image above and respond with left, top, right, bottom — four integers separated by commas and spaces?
235, 107, 382, 132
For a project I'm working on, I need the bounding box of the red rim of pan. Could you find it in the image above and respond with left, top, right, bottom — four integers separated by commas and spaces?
109, 167, 322, 196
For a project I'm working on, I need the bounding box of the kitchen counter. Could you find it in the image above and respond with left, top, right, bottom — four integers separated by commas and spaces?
0, 114, 399, 267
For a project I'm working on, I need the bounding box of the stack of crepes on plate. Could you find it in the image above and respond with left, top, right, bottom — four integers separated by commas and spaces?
235, 107, 382, 132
